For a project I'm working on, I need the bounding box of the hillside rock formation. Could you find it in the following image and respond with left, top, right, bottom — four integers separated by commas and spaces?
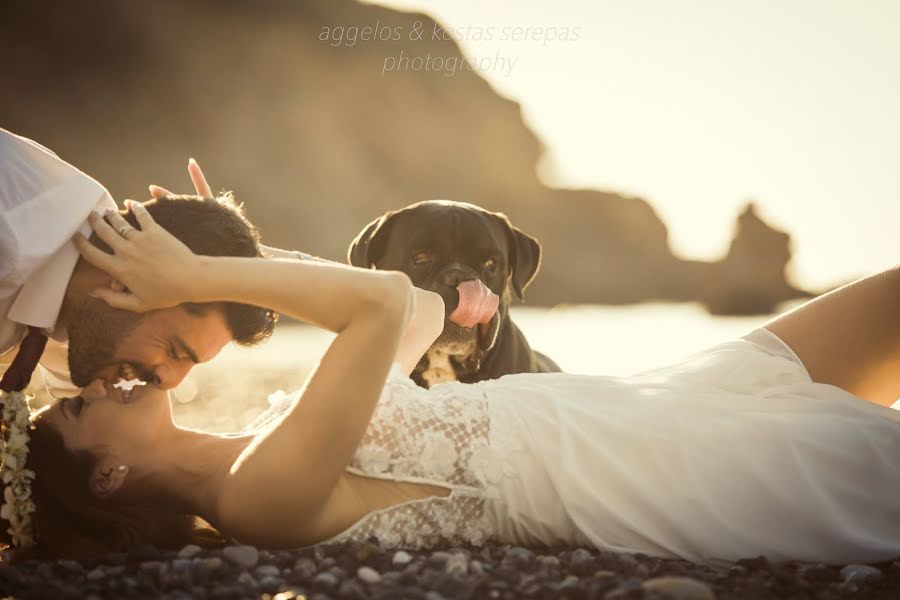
0, 0, 811, 314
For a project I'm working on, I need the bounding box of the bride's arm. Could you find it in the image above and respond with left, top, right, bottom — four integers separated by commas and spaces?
258, 245, 445, 375
188, 262, 419, 543
75, 203, 417, 542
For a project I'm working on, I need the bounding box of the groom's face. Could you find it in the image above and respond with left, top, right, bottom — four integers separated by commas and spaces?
68, 299, 233, 390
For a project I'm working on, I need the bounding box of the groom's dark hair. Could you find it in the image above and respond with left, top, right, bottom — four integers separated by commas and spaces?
93, 193, 277, 346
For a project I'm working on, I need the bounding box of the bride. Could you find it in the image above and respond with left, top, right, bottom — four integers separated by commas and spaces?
3, 198, 899, 565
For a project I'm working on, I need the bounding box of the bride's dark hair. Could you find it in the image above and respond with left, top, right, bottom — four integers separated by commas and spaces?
0, 414, 223, 560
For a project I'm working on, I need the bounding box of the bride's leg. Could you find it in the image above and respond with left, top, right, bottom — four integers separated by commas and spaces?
763, 264, 900, 406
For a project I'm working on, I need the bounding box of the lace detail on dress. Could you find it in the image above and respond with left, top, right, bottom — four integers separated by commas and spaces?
322, 492, 491, 549
350, 364, 493, 488
329, 363, 504, 548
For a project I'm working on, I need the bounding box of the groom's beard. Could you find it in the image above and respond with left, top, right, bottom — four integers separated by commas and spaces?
67, 297, 142, 388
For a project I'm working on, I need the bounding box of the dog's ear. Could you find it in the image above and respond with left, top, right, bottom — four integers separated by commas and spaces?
347, 212, 398, 268
494, 213, 542, 301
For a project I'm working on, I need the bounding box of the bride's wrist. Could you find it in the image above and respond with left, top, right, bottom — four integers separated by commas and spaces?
187, 255, 303, 305
187, 255, 234, 303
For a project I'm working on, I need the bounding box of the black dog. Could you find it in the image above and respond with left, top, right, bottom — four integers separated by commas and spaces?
348, 200, 561, 388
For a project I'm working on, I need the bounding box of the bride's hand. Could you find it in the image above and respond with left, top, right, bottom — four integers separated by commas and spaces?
73, 201, 201, 312
148, 158, 213, 198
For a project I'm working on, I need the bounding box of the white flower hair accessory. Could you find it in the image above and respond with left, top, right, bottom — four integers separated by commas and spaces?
0, 390, 36, 549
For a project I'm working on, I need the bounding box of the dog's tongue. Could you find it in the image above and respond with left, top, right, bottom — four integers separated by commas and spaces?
449, 280, 499, 328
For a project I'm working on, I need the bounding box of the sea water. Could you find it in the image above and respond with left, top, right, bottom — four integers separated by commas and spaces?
172, 302, 782, 432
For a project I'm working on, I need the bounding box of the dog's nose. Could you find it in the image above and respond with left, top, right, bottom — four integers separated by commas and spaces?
439, 269, 473, 289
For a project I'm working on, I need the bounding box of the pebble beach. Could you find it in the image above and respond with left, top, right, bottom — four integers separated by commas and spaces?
2, 540, 899, 599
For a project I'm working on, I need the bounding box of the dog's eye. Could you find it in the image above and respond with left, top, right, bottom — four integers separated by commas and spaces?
483, 257, 497, 270
412, 251, 433, 265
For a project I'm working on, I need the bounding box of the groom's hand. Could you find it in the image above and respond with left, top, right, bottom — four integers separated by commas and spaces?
73, 202, 200, 312
147, 160, 288, 261
149, 158, 280, 260
148, 157, 330, 264
148, 157, 213, 199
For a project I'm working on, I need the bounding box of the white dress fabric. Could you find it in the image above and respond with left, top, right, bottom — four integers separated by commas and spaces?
259, 328, 900, 565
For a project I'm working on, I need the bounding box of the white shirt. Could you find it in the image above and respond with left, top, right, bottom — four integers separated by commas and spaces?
0, 129, 117, 398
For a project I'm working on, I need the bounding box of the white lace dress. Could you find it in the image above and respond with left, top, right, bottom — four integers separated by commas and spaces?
251, 328, 900, 565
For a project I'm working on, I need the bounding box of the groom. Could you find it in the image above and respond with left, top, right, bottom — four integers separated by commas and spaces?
0, 128, 276, 398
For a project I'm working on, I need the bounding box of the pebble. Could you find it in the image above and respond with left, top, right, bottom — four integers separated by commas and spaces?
57, 559, 84, 574
569, 548, 596, 575
138, 561, 167, 587
339, 579, 367, 598
357, 565, 382, 583
293, 557, 317, 579
177, 544, 203, 559
259, 575, 286, 590
840, 564, 883, 584
107, 565, 126, 578
170, 559, 191, 572
222, 545, 260, 569
392, 550, 413, 566
642, 576, 716, 600
537, 555, 561, 569
236, 572, 257, 587
445, 553, 469, 576
506, 546, 535, 567
355, 542, 381, 562
429, 551, 453, 567
139, 561, 166, 576
313, 571, 339, 588
191, 556, 223, 585
255, 564, 281, 578
168, 559, 191, 587
605, 581, 644, 599
85, 567, 106, 581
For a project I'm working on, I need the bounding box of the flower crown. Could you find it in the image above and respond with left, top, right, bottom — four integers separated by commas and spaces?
0, 390, 36, 549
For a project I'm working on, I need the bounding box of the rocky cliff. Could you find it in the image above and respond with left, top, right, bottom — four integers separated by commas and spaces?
0, 0, 811, 314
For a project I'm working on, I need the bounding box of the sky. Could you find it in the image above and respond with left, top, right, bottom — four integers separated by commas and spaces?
369, 0, 898, 289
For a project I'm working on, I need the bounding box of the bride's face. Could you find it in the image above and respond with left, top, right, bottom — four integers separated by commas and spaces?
41, 377, 175, 457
